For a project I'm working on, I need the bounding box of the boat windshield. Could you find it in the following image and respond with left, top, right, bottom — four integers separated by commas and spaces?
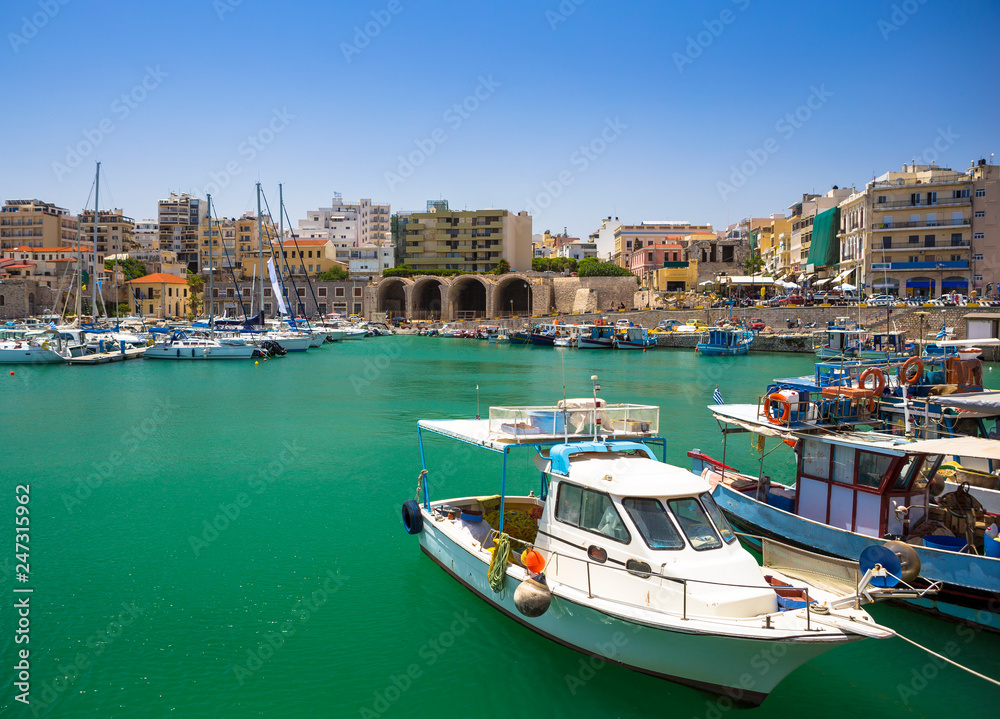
622, 498, 684, 550
667, 497, 722, 550
556, 483, 631, 544
699, 492, 736, 544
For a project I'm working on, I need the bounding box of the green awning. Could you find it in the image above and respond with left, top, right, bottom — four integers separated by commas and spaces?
749, 230, 758, 250
806, 207, 840, 268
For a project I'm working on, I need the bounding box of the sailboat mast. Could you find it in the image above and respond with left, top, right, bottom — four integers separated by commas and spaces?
257, 181, 263, 317
279, 183, 284, 317
207, 193, 214, 327
93, 161, 100, 318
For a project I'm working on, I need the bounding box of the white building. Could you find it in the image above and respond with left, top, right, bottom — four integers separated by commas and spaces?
588, 216, 622, 261
133, 220, 159, 251
349, 244, 396, 278
298, 195, 391, 249
558, 241, 599, 261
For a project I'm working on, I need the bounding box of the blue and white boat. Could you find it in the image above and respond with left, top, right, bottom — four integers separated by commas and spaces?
703, 396, 1000, 632
578, 325, 616, 349
401, 389, 924, 704
613, 326, 656, 350
696, 327, 754, 356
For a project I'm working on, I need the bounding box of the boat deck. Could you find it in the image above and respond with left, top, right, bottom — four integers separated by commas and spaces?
66, 347, 147, 364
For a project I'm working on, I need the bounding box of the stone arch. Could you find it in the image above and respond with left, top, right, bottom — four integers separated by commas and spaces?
410, 277, 448, 320
494, 274, 534, 317
448, 275, 491, 320
376, 277, 410, 317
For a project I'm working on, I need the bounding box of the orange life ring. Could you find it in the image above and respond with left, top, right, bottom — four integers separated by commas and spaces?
901, 356, 924, 385
765, 394, 791, 425
859, 367, 886, 396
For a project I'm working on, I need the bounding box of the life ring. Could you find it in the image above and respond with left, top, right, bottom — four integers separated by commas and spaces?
147, 337, 155, 347
863, 397, 877, 414
901, 356, 924, 385
859, 367, 886, 395
41, 342, 51, 350
765, 394, 791, 425
401, 500, 423, 535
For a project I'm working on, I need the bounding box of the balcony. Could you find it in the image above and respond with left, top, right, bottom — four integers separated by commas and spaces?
873, 196, 971, 210
871, 217, 970, 230
870, 261, 969, 271
872, 239, 970, 250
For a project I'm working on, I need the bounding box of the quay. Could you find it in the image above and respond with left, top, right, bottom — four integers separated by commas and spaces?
65, 347, 148, 365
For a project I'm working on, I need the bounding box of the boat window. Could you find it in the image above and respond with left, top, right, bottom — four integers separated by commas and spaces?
832, 444, 856, 484
912, 455, 944, 491
667, 498, 722, 551
894, 455, 920, 490
699, 492, 737, 544
555, 482, 630, 544
622, 498, 684, 550
857, 451, 893, 489
802, 439, 831, 479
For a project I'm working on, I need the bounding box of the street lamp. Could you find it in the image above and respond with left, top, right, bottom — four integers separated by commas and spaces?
510, 299, 513, 317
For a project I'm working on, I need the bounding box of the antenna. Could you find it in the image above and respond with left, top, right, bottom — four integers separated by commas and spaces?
591, 374, 600, 440
476, 384, 480, 420
561, 352, 569, 444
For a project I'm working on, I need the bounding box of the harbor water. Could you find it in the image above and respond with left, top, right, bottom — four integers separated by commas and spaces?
1, 337, 998, 718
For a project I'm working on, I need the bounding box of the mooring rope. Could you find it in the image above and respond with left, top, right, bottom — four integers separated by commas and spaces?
488, 532, 511, 594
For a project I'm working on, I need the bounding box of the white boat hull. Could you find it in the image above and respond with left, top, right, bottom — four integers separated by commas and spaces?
0, 346, 67, 364
417, 513, 845, 705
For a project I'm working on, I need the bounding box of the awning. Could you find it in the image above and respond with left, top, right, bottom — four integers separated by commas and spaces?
698, 280, 715, 286
814, 278, 831, 286
806, 207, 841, 269
932, 392, 1000, 414
723, 276, 775, 285
901, 436, 1000, 462
832, 267, 855, 283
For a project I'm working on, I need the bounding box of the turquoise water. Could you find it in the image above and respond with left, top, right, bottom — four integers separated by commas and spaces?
1, 339, 998, 718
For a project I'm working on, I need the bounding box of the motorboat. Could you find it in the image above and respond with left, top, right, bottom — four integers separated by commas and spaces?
613, 326, 656, 350
0, 329, 82, 364
696, 327, 754, 356
143, 329, 261, 359
577, 325, 615, 349
402, 389, 918, 704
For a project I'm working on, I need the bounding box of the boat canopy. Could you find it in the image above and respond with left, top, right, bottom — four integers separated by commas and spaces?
931, 391, 1000, 414
900, 436, 1000, 461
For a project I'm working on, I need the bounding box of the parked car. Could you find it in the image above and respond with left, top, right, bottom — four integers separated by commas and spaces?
865, 294, 896, 306
930, 293, 967, 307
779, 295, 806, 306
747, 318, 766, 331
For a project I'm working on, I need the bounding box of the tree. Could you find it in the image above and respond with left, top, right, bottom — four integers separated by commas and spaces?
318, 267, 350, 281
186, 271, 205, 316
492, 258, 510, 275
105, 257, 146, 281
577, 259, 631, 277
743, 255, 765, 275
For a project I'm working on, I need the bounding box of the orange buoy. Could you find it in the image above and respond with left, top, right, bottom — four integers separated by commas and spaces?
521, 548, 545, 574
9, 371, 14, 376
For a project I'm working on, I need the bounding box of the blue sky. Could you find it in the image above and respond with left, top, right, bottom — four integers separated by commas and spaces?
4, 0, 998, 238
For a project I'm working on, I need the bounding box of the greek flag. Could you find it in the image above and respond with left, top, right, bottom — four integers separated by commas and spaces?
713, 386, 725, 405
48, 321, 58, 330
936, 323, 946, 340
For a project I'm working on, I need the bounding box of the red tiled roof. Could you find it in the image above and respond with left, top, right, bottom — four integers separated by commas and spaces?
284, 239, 331, 246
126, 272, 188, 284
5, 264, 36, 269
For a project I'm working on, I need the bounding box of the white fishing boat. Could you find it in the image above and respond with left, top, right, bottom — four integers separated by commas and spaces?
401, 385, 921, 704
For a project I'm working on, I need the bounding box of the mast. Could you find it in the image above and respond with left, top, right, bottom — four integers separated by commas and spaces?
207, 193, 214, 328
279, 183, 284, 317
93, 161, 100, 318
257, 181, 264, 318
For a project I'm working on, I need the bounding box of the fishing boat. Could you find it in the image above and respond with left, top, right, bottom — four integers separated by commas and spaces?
401, 387, 925, 705
529, 323, 560, 347
577, 325, 616, 349
509, 328, 531, 345
696, 327, 754, 356
704, 385, 1000, 632
814, 319, 866, 359
489, 327, 512, 344
859, 331, 911, 360
613, 326, 656, 350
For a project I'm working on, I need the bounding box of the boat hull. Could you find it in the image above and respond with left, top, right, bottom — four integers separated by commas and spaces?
697, 343, 750, 356
613, 340, 656, 350
712, 481, 1000, 632
578, 337, 613, 349
0, 347, 68, 364
417, 515, 844, 705
530, 333, 556, 347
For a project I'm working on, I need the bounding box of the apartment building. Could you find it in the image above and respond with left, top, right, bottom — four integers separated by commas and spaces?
838, 164, 973, 298
298, 195, 391, 248
77, 209, 135, 274
348, 245, 395, 278
785, 187, 854, 283
0, 199, 78, 250
158, 193, 205, 273
588, 217, 622, 261
403, 203, 532, 272
612, 222, 713, 268
627, 243, 684, 286
971, 159, 999, 294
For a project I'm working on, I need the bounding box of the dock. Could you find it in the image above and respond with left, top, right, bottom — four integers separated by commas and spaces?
65, 348, 147, 365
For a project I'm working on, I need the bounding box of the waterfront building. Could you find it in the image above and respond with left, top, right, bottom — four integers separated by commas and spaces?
0, 245, 84, 288
298, 195, 391, 248
785, 187, 854, 285
612, 221, 713, 268
588, 216, 622, 262
627, 242, 684, 287
0, 199, 78, 250
650, 257, 700, 293
348, 244, 395, 278
158, 193, 205, 273
238, 238, 346, 280
837, 164, 973, 298
126, 272, 191, 319
402, 203, 532, 272
210, 279, 369, 318
971, 158, 999, 295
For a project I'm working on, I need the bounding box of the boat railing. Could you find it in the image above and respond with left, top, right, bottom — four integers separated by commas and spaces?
541, 546, 815, 628
489, 403, 659, 440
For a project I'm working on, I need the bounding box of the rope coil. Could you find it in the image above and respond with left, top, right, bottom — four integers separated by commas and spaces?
488, 532, 511, 594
